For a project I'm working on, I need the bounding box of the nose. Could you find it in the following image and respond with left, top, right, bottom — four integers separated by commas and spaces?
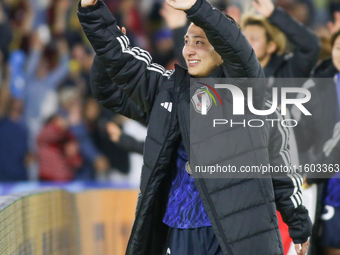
183, 44, 196, 57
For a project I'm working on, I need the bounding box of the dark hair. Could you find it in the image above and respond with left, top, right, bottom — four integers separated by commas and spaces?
241, 14, 287, 54
243, 19, 273, 42
44, 114, 59, 125
331, 30, 340, 47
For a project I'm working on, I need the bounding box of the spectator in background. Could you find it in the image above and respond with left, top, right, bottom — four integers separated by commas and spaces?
241, 0, 320, 92
292, 30, 340, 255
58, 87, 110, 180
23, 34, 69, 151
37, 114, 82, 181
83, 98, 130, 175
5, 0, 34, 50
107, 121, 144, 155
0, 81, 29, 182
160, 2, 187, 67
316, 11, 340, 62
106, 119, 146, 185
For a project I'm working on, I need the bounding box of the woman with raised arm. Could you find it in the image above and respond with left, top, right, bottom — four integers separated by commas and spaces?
78, 0, 311, 254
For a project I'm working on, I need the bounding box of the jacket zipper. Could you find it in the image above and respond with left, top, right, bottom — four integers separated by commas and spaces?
126, 79, 178, 255
177, 84, 234, 255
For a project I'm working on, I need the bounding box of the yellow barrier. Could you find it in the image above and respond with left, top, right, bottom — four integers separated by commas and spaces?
77, 190, 138, 255
0, 188, 79, 255
0, 188, 138, 255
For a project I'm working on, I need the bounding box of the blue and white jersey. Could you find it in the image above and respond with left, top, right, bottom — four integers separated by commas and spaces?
163, 142, 211, 228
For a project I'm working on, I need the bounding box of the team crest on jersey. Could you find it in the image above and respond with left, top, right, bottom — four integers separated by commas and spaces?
191, 86, 212, 114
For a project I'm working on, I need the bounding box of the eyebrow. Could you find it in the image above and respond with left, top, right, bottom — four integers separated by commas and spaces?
184, 35, 206, 39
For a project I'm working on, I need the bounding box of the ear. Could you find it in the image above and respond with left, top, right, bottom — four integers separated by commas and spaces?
267, 41, 277, 55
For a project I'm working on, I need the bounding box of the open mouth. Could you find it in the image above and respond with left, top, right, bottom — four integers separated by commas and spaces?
188, 60, 201, 67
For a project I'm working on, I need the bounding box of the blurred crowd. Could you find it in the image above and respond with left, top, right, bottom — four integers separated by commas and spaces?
0, 0, 340, 253
0, 0, 339, 185
0, 0, 153, 183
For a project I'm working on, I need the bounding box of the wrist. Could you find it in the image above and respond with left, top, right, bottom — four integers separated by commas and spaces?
81, 0, 98, 8
79, 0, 100, 12
266, 6, 277, 19
185, 0, 203, 16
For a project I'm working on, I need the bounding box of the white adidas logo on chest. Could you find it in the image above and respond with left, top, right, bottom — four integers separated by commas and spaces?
161, 102, 173, 112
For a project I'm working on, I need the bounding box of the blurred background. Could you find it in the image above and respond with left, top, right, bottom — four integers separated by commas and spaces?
0, 0, 339, 254
0, 0, 338, 186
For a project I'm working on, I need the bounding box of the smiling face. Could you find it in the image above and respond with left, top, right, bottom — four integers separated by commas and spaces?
182, 23, 223, 77
332, 35, 340, 72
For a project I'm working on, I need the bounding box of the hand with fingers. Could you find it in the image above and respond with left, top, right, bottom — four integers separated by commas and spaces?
117, 26, 127, 35
106, 122, 122, 143
165, 0, 197, 11
327, 12, 340, 35
295, 240, 309, 255
160, 2, 187, 29
252, 0, 275, 18
81, 0, 98, 8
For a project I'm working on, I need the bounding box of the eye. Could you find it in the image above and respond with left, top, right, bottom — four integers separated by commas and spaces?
196, 41, 203, 44
184, 40, 189, 44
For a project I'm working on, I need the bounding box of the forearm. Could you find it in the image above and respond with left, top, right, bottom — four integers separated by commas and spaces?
90, 56, 150, 125
268, 8, 320, 54
78, 1, 170, 113
70, 123, 100, 162
185, 0, 264, 79
269, 107, 311, 244
26, 50, 42, 78
273, 176, 312, 243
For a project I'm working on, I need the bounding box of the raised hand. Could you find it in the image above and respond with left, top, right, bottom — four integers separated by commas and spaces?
165, 0, 197, 11
81, 0, 98, 8
160, 2, 187, 29
252, 0, 275, 18
327, 12, 340, 35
